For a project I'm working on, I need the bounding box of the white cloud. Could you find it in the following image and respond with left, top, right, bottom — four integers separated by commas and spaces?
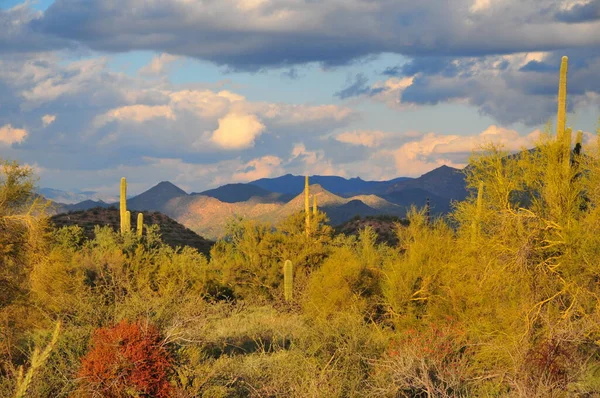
0, 124, 27, 145
335, 130, 386, 147
230, 155, 283, 182
42, 114, 56, 127
380, 125, 543, 176
139, 53, 179, 76
94, 105, 176, 127
210, 112, 266, 150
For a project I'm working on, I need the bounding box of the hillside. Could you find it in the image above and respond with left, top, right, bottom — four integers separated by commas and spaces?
334, 214, 409, 246
193, 183, 289, 203
249, 174, 412, 197
126, 181, 188, 211
49, 207, 215, 257
386, 165, 467, 201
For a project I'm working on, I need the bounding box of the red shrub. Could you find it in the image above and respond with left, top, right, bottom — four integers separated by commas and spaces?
78, 319, 173, 397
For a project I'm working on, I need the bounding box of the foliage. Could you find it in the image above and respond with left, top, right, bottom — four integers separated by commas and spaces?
77, 319, 173, 397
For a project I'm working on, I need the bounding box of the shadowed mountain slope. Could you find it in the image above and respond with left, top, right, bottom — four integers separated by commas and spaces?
50, 207, 215, 257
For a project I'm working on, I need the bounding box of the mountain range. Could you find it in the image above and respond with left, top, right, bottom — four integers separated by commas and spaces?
46, 165, 468, 241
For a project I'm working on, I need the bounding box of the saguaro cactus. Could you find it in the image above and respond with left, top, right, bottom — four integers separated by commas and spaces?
120, 177, 127, 234
284, 260, 293, 302
425, 197, 430, 225
557, 56, 568, 143
137, 213, 144, 237
305, 175, 310, 236
574, 130, 583, 156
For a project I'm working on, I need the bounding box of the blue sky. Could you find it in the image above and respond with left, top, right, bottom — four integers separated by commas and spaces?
0, 0, 599, 200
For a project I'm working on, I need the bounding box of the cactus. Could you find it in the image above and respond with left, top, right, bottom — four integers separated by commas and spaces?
574, 130, 583, 156
120, 177, 127, 234
425, 197, 430, 225
313, 194, 317, 215
284, 260, 293, 302
137, 213, 144, 237
557, 56, 568, 143
14, 321, 61, 398
305, 175, 310, 236
124, 211, 131, 233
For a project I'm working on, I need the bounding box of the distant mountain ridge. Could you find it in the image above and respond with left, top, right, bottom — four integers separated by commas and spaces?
46, 165, 469, 240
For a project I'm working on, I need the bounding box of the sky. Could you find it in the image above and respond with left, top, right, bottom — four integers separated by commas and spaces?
0, 0, 599, 199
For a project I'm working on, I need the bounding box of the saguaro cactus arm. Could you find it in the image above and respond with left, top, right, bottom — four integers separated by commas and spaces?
137, 213, 144, 237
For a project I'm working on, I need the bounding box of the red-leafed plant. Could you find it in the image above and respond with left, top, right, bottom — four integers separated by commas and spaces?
77, 319, 173, 397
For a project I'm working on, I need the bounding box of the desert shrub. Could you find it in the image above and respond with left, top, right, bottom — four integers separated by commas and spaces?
77, 319, 173, 397
303, 227, 387, 320
369, 320, 473, 397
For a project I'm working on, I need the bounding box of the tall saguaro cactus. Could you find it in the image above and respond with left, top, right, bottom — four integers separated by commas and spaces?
284, 260, 293, 302
305, 175, 310, 236
120, 177, 127, 234
557, 56, 568, 143
137, 213, 144, 237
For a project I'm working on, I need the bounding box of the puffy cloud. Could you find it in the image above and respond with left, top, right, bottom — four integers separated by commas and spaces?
0, 124, 27, 146
382, 125, 543, 176
42, 114, 56, 127
230, 155, 284, 182
210, 112, 266, 150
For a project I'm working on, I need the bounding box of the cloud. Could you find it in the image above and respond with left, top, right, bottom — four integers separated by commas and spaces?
94, 105, 176, 126
555, 0, 600, 23
42, 114, 56, 127
335, 130, 386, 148
0, 124, 27, 145
3, 0, 593, 70
230, 155, 284, 182
363, 51, 600, 125
139, 53, 179, 75
210, 112, 266, 150
381, 125, 543, 176
335, 73, 384, 99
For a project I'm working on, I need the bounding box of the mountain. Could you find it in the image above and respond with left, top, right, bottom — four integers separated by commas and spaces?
193, 183, 289, 204
334, 215, 409, 246
61, 200, 111, 212
323, 199, 381, 226
50, 207, 215, 257
382, 188, 453, 215
385, 165, 468, 201
161, 184, 406, 240
46, 164, 470, 241
38, 187, 117, 205
249, 174, 412, 197
126, 181, 188, 211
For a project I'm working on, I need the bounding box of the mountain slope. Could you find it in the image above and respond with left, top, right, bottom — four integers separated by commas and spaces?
126, 181, 188, 211
249, 174, 412, 197
193, 183, 288, 203
50, 207, 215, 257
386, 165, 467, 201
